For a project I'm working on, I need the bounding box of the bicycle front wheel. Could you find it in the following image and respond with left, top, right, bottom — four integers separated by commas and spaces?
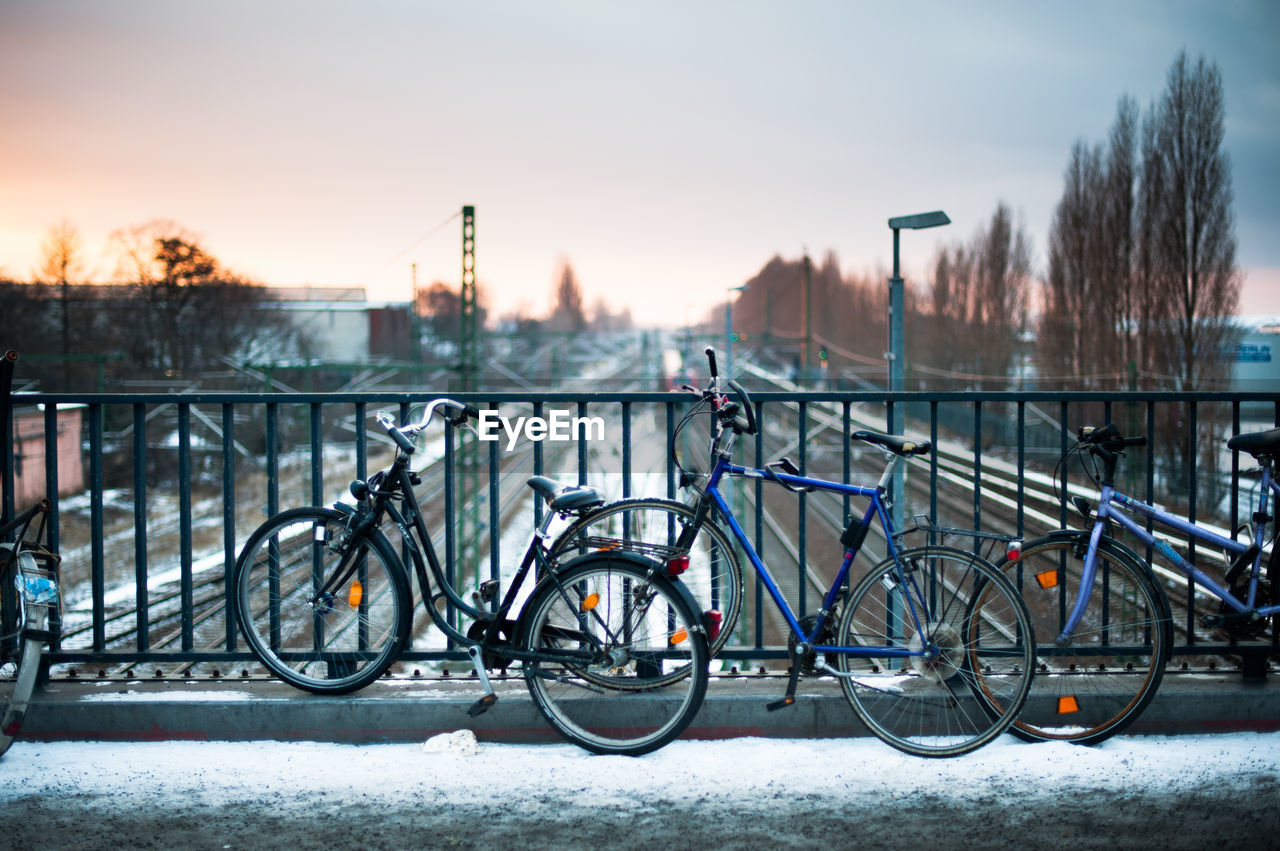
2, 551, 48, 758
835, 546, 1036, 758
235, 507, 411, 694
997, 532, 1171, 745
548, 497, 743, 658
521, 554, 709, 756
0, 634, 42, 758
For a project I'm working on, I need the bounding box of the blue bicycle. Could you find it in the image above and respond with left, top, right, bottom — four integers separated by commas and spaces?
994, 423, 1278, 745
670, 349, 1036, 757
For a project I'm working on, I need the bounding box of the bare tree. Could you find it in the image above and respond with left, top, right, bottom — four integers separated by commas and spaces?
921, 204, 1030, 387
107, 220, 288, 378
1140, 52, 1241, 505
548, 260, 586, 332
35, 221, 87, 383
1142, 51, 1240, 391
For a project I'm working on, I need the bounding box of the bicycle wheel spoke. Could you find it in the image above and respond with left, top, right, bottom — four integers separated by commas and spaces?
236, 508, 409, 694
523, 558, 708, 756
836, 546, 1035, 757
998, 534, 1170, 744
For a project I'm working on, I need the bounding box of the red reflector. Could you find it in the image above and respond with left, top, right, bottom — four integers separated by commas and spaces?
1006, 540, 1023, 561
705, 609, 722, 642
3, 720, 21, 736
666, 554, 690, 577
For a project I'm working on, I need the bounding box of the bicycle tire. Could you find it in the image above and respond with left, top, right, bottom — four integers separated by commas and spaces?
235, 506, 412, 694
0, 635, 42, 758
995, 531, 1171, 745
1, 550, 48, 758
521, 553, 710, 756
835, 545, 1036, 757
548, 497, 743, 658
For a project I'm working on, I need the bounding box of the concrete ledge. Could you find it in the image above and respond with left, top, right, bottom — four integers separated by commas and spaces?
17, 671, 1280, 744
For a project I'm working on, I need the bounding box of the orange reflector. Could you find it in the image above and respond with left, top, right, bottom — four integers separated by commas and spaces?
347, 581, 363, 608
580, 592, 600, 612
669, 628, 688, 645
1035, 570, 1059, 590
1057, 695, 1080, 714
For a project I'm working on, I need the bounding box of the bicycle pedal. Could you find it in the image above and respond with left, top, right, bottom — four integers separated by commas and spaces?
765, 696, 796, 712
467, 694, 498, 718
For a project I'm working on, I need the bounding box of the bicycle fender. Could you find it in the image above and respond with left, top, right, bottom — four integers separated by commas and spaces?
540, 550, 714, 642
1001, 528, 1172, 621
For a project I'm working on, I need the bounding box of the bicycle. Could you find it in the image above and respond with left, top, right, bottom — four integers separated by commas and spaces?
233, 398, 710, 756
655, 348, 1036, 757
2, 350, 63, 759
993, 423, 1279, 745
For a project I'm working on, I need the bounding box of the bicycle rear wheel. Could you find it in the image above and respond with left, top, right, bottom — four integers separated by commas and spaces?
548, 498, 743, 658
835, 546, 1036, 757
996, 532, 1171, 745
521, 554, 709, 756
235, 507, 411, 694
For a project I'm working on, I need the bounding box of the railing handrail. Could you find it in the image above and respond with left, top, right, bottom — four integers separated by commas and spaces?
3, 385, 1278, 677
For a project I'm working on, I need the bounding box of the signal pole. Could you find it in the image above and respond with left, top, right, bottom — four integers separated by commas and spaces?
460, 205, 477, 391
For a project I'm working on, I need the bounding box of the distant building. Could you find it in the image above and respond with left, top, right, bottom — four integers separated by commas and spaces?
4, 405, 84, 505
263, 286, 417, 362
1231, 317, 1279, 391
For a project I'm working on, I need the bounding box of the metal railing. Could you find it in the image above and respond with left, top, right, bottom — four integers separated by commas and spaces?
3, 387, 1278, 675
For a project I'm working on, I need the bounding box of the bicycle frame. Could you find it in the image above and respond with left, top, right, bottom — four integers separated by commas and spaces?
700, 442, 924, 661
331, 454, 575, 666
1061, 464, 1280, 643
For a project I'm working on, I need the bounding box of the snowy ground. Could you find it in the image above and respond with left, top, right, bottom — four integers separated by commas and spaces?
2, 732, 1278, 849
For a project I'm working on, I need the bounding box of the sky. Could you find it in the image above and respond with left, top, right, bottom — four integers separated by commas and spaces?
1, 1, 1278, 327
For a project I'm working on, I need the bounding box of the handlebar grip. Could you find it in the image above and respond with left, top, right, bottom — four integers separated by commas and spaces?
1123, 436, 1147, 448
705, 347, 718, 378
1079, 423, 1120, 444
389, 427, 416, 454
726, 380, 756, 435
446, 402, 482, 425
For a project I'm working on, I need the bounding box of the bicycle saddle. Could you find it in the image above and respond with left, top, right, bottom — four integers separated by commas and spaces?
526, 476, 605, 513
850, 430, 932, 457
1227, 427, 1280, 460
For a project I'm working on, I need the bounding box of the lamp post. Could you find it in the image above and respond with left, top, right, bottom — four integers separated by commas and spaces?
886, 210, 949, 530
725, 284, 748, 379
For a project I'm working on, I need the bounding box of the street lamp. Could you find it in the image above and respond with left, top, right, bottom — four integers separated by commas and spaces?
886, 210, 949, 532
887, 210, 950, 405
725, 284, 748, 379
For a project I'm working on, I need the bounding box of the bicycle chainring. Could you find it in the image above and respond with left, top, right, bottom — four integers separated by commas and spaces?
1218, 580, 1273, 640
466, 618, 517, 671
787, 613, 837, 675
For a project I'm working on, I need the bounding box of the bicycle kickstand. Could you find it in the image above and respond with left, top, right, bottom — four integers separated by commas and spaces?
765, 662, 802, 712
465, 645, 498, 717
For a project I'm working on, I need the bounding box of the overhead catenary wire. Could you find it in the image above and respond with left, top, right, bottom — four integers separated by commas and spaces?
358, 210, 463, 289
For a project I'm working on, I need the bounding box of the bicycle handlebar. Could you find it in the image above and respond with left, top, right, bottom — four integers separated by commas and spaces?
726, 379, 757, 436
1076, 424, 1146, 465
0, 499, 51, 540
377, 398, 480, 455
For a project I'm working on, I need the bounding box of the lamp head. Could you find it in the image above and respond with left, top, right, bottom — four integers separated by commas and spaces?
888, 211, 950, 230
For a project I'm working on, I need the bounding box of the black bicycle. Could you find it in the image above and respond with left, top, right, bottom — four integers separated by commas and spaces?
233, 398, 710, 756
